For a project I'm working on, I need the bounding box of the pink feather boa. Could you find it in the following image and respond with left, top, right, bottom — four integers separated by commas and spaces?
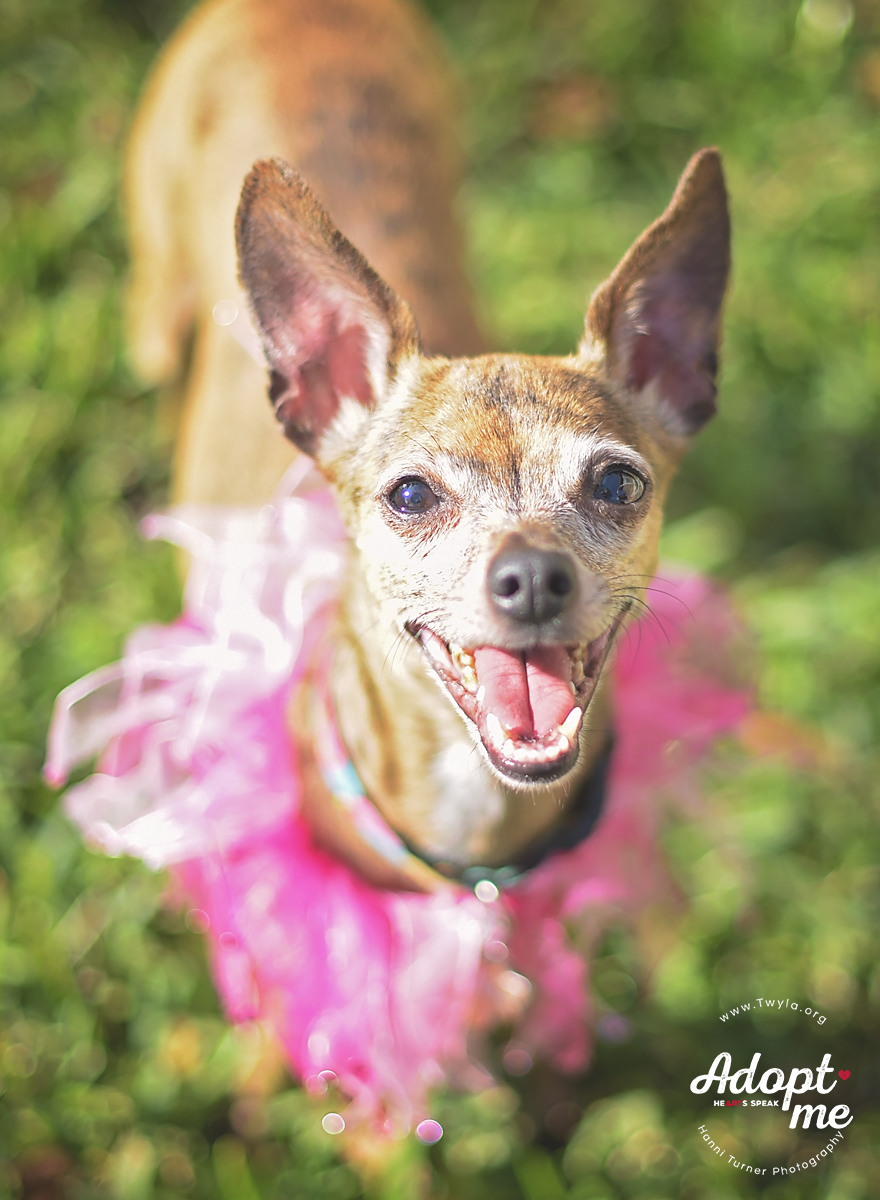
46, 476, 750, 1132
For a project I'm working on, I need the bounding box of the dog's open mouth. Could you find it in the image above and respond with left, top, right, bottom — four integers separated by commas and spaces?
408, 614, 625, 783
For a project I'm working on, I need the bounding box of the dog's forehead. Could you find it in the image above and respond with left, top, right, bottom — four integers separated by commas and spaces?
374, 353, 643, 489
423, 353, 614, 428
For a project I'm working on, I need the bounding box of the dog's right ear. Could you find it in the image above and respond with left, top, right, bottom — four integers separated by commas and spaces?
582, 148, 730, 436
236, 159, 420, 457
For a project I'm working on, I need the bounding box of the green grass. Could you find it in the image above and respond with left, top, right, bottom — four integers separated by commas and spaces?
1, 1, 879, 1197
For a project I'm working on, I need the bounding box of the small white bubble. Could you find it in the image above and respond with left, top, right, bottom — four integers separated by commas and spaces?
502, 1047, 533, 1076
596, 1013, 634, 1044
383, 1117, 411, 1140
212, 299, 239, 326
185, 908, 210, 933
498, 970, 532, 1000
415, 1119, 443, 1144
475, 879, 499, 903
484, 938, 509, 962
322, 1113, 345, 1135
258, 503, 278, 531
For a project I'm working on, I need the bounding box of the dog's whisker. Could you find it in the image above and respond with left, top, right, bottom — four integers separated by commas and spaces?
407, 418, 446, 458
607, 590, 673, 649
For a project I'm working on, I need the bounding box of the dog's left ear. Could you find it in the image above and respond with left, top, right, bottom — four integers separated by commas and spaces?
236, 159, 420, 456
582, 147, 730, 435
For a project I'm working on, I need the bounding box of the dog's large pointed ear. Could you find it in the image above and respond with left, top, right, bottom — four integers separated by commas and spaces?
582, 148, 730, 435
236, 159, 420, 456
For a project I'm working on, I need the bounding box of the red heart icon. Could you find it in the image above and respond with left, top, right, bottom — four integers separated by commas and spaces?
838, 1070, 851, 1080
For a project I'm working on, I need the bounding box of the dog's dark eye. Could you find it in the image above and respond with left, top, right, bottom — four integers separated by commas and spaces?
388, 478, 438, 514
594, 467, 645, 505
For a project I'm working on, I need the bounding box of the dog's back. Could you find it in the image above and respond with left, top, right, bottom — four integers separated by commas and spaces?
125, 0, 484, 505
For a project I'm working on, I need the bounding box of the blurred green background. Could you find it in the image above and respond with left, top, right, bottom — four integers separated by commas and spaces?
1, 0, 879, 1197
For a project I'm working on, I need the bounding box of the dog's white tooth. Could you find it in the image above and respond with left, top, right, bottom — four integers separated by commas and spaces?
556, 735, 571, 755
462, 666, 478, 693
476, 685, 485, 705
450, 644, 476, 674
560, 706, 583, 740
485, 712, 505, 749
502, 737, 515, 757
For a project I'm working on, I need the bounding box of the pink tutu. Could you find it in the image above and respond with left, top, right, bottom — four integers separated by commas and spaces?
46, 474, 750, 1131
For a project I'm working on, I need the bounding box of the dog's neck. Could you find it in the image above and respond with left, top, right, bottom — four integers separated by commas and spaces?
325, 559, 612, 868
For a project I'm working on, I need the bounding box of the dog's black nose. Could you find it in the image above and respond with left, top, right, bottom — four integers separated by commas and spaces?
487, 547, 577, 624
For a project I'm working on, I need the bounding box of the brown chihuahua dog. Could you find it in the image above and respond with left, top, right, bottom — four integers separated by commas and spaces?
233, 150, 730, 883
124, 2, 730, 1170
127, 0, 729, 878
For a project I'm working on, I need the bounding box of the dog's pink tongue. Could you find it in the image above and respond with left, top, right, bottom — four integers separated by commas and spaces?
473, 645, 573, 739
526, 646, 577, 734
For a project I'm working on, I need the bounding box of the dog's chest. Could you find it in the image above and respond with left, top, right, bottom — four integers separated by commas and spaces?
428, 736, 505, 862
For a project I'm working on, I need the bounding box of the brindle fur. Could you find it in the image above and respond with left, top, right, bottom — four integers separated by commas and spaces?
236, 151, 730, 872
